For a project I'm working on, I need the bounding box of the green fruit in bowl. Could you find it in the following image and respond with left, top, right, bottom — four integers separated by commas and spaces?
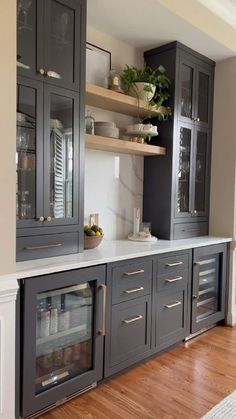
86, 229, 96, 236
84, 225, 90, 232
91, 224, 99, 232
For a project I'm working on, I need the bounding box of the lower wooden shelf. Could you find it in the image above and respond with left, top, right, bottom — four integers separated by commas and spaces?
85, 134, 166, 157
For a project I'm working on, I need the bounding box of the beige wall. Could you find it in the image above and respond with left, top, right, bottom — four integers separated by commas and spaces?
0, 0, 16, 275
210, 57, 236, 323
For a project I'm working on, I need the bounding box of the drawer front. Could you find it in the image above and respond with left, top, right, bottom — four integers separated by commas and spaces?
109, 296, 151, 371
157, 252, 189, 275
157, 269, 188, 292
156, 288, 188, 349
173, 222, 208, 239
16, 232, 79, 261
111, 259, 152, 304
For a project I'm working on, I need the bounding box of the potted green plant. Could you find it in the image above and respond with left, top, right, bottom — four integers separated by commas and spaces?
121, 65, 171, 120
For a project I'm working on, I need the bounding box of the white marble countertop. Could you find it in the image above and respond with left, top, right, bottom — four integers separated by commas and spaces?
16, 236, 232, 279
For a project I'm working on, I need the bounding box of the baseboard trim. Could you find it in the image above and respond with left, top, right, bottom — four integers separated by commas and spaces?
226, 309, 236, 326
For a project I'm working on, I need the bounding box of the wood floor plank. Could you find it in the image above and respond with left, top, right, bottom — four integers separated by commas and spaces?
39, 326, 236, 419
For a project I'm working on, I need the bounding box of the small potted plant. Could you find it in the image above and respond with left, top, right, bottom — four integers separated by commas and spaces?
121, 64, 171, 121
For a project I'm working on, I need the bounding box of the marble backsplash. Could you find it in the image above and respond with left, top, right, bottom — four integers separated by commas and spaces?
84, 149, 143, 240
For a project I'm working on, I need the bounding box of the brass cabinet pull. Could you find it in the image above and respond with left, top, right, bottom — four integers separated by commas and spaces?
164, 301, 182, 309
46, 70, 61, 79
166, 261, 183, 267
165, 276, 183, 283
98, 284, 107, 336
123, 314, 143, 324
36, 216, 45, 222
37, 68, 45, 75
123, 269, 144, 276
24, 243, 62, 250
124, 286, 144, 294
46, 216, 52, 222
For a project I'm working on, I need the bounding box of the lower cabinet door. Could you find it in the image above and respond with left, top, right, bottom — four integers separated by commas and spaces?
104, 295, 151, 377
156, 288, 188, 350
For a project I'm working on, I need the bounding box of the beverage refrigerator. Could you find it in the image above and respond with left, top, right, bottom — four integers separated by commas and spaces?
19, 265, 106, 418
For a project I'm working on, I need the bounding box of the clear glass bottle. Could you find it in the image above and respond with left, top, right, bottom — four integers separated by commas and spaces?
108, 69, 123, 93
85, 110, 95, 135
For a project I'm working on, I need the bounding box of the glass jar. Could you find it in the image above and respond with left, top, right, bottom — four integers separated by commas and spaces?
85, 110, 95, 135
20, 190, 32, 219
108, 69, 123, 93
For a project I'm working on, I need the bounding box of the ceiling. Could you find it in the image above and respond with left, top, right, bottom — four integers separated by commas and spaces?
197, 0, 236, 29
87, 0, 236, 61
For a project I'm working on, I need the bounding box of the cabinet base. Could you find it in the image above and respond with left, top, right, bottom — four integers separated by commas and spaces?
21, 382, 97, 419
185, 324, 216, 341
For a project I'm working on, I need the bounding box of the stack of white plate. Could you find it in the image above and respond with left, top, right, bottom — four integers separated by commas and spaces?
94, 121, 119, 139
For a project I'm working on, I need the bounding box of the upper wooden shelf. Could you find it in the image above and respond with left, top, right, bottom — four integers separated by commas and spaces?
86, 83, 159, 118
85, 134, 166, 157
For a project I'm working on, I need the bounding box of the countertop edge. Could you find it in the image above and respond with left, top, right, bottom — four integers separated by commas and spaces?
16, 236, 232, 280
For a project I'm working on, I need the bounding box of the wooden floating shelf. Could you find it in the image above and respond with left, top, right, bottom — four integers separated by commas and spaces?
86, 83, 159, 118
85, 134, 166, 157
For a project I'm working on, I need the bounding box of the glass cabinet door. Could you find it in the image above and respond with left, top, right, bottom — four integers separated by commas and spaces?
43, 85, 79, 226
193, 128, 209, 217
179, 59, 195, 122
17, 0, 37, 76
176, 124, 194, 217
36, 283, 93, 394
196, 66, 212, 126
16, 77, 43, 226
44, 0, 81, 90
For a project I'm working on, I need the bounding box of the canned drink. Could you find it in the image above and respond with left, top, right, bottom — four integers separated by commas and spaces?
63, 346, 73, 365
73, 343, 81, 361
50, 307, 58, 335
43, 347, 53, 369
39, 309, 50, 338
59, 310, 70, 332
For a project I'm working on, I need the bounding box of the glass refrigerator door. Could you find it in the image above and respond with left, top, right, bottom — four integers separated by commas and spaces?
35, 283, 94, 394
195, 254, 220, 322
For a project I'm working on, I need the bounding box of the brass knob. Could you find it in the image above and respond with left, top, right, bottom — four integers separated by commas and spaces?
38, 216, 45, 222
193, 210, 197, 214
38, 68, 45, 75
196, 117, 200, 122
46, 216, 52, 222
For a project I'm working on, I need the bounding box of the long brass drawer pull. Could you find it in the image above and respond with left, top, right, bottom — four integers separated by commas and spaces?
98, 284, 107, 336
124, 286, 144, 294
123, 269, 144, 276
123, 314, 143, 324
166, 261, 183, 267
164, 301, 182, 309
165, 276, 183, 283
24, 243, 62, 250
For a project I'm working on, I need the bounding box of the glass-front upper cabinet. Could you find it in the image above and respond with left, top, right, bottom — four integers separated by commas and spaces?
44, 0, 81, 90
196, 66, 212, 127
191, 244, 227, 334
179, 58, 195, 122
43, 85, 79, 226
17, 0, 39, 78
17, 0, 82, 91
176, 124, 194, 217
16, 77, 43, 227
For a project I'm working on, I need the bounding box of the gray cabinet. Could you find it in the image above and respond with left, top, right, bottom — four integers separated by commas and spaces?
104, 257, 154, 377
155, 251, 191, 350
16, 0, 86, 260
143, 42, 214, 239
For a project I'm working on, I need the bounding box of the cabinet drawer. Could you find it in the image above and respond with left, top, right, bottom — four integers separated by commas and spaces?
157, 252, 189, 275
156, 288, 188, 349
107, 296, 151, 374
16, 232, 79, 261
111, 259, 152, 304
173, 222, 208, 239
157, 269, 188, 292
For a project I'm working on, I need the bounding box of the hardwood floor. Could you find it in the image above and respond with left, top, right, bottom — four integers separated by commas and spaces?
39, 325, 236, 419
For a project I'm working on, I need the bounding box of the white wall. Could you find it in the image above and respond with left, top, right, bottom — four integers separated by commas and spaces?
210, 57, 236, 325
0, 0, 16, 275
85, 26, 144, 239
